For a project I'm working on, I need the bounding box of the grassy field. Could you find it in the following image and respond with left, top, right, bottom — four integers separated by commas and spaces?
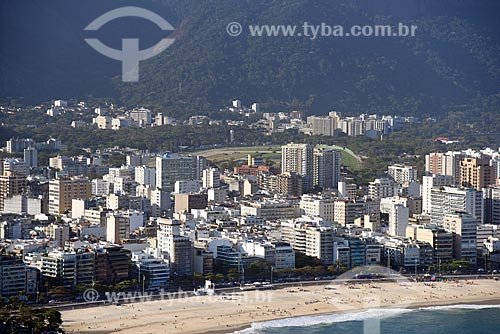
195, 145, 361, 169
317, 144, 362, 170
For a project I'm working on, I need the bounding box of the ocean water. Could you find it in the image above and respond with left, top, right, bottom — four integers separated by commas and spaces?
236, 305, 500, 334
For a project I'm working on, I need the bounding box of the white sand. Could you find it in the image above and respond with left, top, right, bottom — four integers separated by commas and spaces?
62, 279, 500, 334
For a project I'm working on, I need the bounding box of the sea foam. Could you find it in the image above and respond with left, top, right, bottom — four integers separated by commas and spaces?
235, 308, 412, 333
420, 304, 500, 311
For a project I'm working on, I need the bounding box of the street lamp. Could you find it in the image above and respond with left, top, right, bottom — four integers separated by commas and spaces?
138, 264, 141, 291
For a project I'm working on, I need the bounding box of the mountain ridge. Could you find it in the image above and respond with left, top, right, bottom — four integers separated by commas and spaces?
1, 0, 499, 118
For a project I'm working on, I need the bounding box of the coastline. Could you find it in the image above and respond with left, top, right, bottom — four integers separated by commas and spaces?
61, 279, 500, 334
213, 296, 500, 334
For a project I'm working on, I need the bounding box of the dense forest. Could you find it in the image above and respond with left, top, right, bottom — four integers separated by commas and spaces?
1, 0, 499, 120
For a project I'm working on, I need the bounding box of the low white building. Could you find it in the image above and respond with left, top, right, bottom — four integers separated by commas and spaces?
208, 188, 227, 202
242, 241, 295, 269
174, 180, 201, 194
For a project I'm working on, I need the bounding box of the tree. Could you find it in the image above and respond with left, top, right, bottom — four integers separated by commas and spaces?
227, 268, 240, 282
48, 286, 71, 300
0, 298, 64, 334
193, 273, 205, 286
295, 252, 322, 268
449, 260, 473, 272
115, 279, 138, 292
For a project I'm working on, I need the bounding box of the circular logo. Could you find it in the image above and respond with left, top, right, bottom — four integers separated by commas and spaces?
83, 288, 100, 302
226, 22, 243, 37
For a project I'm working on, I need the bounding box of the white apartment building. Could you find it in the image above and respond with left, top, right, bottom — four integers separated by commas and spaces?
202, 168, 220, 189
3, 158, 28, 177
174, 180, 201, 194
281, 143, 314, 191
337, 181, 357, 199
92, 178, 109, 196
421, 174, 455, 213
208, 188, 227, 202
299, 195, 335, 221
484, 186, 500, 225
430, 186, 483, 225
388, 204, 409, 237
131, 249, 169, 291
135, 166, 156, 187
368, 178, 398, 200
150, 188, 170, 217
388, 164, 418, 184
129, 107, 152, 127
333, 200, 377, 226
242, 241, 295, 269
23, 147, 37, 168
95, 115, 111, 129
280, 219, 334, 265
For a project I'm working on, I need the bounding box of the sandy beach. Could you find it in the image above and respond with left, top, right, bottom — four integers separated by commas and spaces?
62, 279, 500, 334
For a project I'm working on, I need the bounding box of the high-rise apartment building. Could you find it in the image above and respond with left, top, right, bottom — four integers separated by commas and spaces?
93, 246, 131, 285
6, 138, 35, 154
0, 172, 27, 211
174, 193, 208, 213
388, 204, 409, 237
41, 250, 95, 287
281, 143, 314, 191
407, 225, 453, 263
280, 221, 334, 265
276, 172, 303, 197
202, 168, 220, 189
430, 186, 483, 225
48, 177, 91, 215
157, 218, 193, 276
443, 212, 478, 264
484, 186, 500, 225
334, 200, 377, 226
313, 148, 341, 190
106, 214, 131, 244
134, 166, 156, 187
0, 257, 38, 297
3, 158, 28, 177
156, 154, 206, 193
129, 107, 152, 127
421, 174, 455, 214
23, 147, 38, 168
306, 116, 337, 136
425, 151, 464, 182
459, 157, 495, 190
